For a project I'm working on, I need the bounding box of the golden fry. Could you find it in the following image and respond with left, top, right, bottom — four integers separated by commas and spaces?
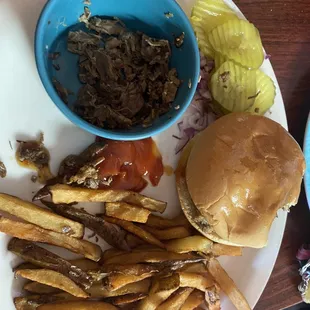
138, 274, 180, 310
14, 262, 37, 271
178, 272, 214, 291
205, 285, 221, 310
70, 258, 100, 271
105, 202, 151, 223
211, 243, 242, 256
105, 293, 147, 305
180, 263, 207, 274
105, 273, 154, 291
88, 279, 151, 298
207, 258, 251, 310
125, 233, 145, 248
49, 184, 166, 213
104, 250, 197, 264
142, 226, 191, 240
102, 248, 125, 261
38, 301, 118, 310
165, 235, 212, 253
180, 290, 204, 310
0, 193, 83, 238
24, 282, 61, 294
103, 216, 165, 248
157, 287, 194, 310
16, 269, 88, 298
14, 293, 78, 310
0, 217, 101, 261
146, 213, 190, 229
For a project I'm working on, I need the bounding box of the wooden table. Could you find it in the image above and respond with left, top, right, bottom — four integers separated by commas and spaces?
233, 0, 310, 309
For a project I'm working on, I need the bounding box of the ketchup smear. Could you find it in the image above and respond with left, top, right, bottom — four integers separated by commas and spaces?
96, 137, 164, 192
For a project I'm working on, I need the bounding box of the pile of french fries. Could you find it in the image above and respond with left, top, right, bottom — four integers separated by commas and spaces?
0, 184, 250, 310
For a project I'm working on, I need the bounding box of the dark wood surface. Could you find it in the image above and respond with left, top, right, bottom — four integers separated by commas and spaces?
233, 1, 310, 309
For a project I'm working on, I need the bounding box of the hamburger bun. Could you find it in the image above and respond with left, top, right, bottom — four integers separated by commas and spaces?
176, 113, 305, 248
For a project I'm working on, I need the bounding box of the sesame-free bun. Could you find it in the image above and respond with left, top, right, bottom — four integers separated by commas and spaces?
176, 113, 305, 248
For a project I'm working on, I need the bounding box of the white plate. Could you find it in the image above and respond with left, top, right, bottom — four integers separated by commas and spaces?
0, 0, 287, 309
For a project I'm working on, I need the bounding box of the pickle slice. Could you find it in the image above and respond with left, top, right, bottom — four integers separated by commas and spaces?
192, 0, 238, 34
246, 70, 276, 115
208, 19, 264, 69
214, 53, 227, 69
210, 60, 257, 112
190, 16, 214, 58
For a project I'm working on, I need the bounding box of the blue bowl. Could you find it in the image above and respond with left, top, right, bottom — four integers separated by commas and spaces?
35, 0, 200, 140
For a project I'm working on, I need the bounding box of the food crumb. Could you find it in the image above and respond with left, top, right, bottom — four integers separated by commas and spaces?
84, 0, 91, 4
0, 161, 7, 178
219, 71, 230, 83
174, 32, 185, 48
95, 236, 99, 243
164, 12, 174, 18
188, 79, 192, 89
48, 20, 51, 25
175, 105, 180, 110
48, 52, 60, 60
31, 175, 37, 183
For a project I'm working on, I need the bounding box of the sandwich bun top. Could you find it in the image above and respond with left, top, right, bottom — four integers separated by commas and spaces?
177, 113, 305, 248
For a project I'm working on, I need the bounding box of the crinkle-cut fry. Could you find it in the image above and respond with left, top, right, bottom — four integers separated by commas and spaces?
38, 301, 118, 310
0, 193, 84, 238
104, 250, 197, 265
0, 216, 101, 261
48, 184, 166, 213
105, 293, 147, 305
212, 243, 242, 256
102, 216, 165, 248
142, 226, 191, 240
180, 289, 205, 310
207, 258, 251, 310
14, 293, 79, 310
138, 274, 180, 310
15, 269, 89, 298
104, 273, 154, 291
157, 287, 194, 310
105, 202, 151, 223
178, 272, 214, 291
88, 279, 151, 298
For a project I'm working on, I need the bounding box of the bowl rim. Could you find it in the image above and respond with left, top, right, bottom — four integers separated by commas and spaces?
35, 0, 200, 141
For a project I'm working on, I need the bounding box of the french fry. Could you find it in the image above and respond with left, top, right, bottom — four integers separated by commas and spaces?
138, 274, 180, 310
0, 193, 84, 238
9, 238, 92, 289
132, 244, 165, 252
180, 290, 205, 310
180, 263, 207, 274
212, 243, 242, 256
165, 235, 213, 253
205, 285, 221, 310
104, 273, 154, 291
178, 272, 214, 291
105, 202, 151, 223
70, 258, 100, 271
105, 293, 147, 305
0, 217, 101, 261
88, 279, 151, 298
38, 301, 118, 310
24, 282, 61, 294
207, 258, 251, 310
146, 213, 190, 229
102, 216, 165, 248
157, 287, 194, 310
15, 269, 89, 298
104, 250, 198, 265
142, 226, 191, 240
102, 248, 125, 261
125, 233, 145, 248
14, 293, 78, 310
14, 262, 38, 271
45, 184, 167, 213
